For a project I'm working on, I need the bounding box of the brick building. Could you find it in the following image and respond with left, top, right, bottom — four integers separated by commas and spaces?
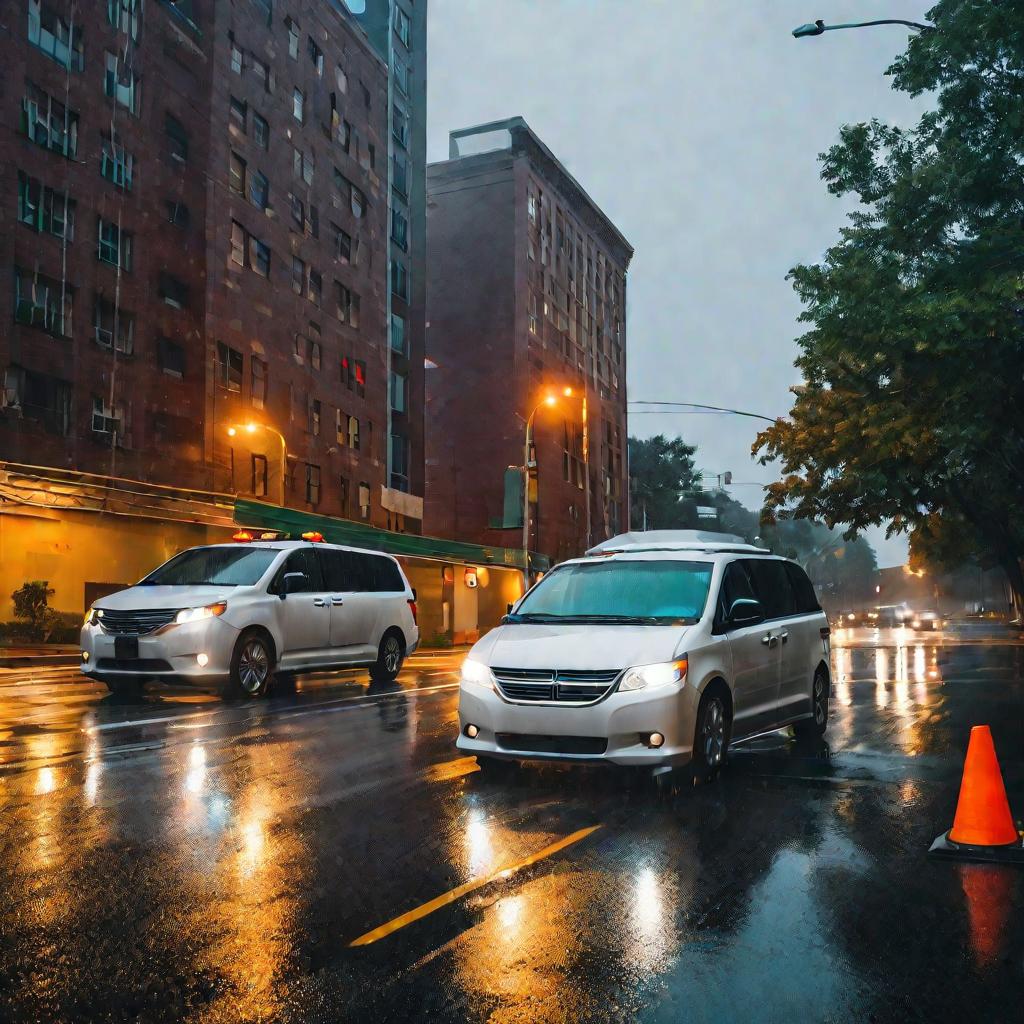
1, 0, 415, 532
424, 118, 632, 568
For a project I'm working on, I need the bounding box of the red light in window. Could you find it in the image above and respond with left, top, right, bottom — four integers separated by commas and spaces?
355, 364, 365, 386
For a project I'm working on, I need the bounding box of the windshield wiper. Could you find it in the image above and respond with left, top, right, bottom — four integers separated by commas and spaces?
509, 613, 670, 625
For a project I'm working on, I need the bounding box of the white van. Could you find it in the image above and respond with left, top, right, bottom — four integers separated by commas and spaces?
80, 536, 419, 697
457, 531, 830, 777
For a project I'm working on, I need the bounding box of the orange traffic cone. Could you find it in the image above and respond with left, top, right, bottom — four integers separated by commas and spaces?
930, 726, 1024, 864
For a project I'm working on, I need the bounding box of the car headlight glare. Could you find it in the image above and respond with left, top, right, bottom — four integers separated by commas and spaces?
460, 657, 494, 687
84, 607, 102, 627
174, 602, 227, 625
619, 658, 688, 692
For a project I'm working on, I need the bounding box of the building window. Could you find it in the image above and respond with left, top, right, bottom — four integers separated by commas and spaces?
354, 360, 366, 397
293, 147, 314, 185
307, 204, 319, 238
159, 273, 188, 310
291, 257, 306, 295
13, 268, 72, 337
101, 134, 134, 189
390, 434, 409, 491
252, 454, 268, 497
107, 0, 141, 41
2, 365, 71, 435
286, 17, 299, 59
360, 80, 371, 108
351, 185, 365, 219
358, 481, 370, 520
389, 370, 407, 413
230, 220, 270, 277
529, 292, 539, 334
392, 103, 409, 147
164, 199, 189, 228
251, 356, 267, 408
165, 113, 188, 163
253, 0, 272, 25
348, 415, 360, 451
390, 313, 407, 355
253, 112, 269, 149
305, 464, 321, 504
392, 152, 409, 196
229, 96, 247, 134
292, 88, 305, 124
339, 475, 349, 514
528, 193, 538, 224
391, 208, 408, 251
307, 36, 324, 75
390, 260, 409, 301
157, 336, 185, 377
97, 219, 133, 271
104, 52, 140, 115
252, 56, 271, 92
308, 398, 321, 436
393, 6, 411, 46
21, 83, 78, 157
309, 337, 322, 370
18, 173, 75, 240
308, 269, 322, 307
289, 192, 305, 229
230, 42, 244, 74
393, 55, 410, 96
91, 396, 122, 438
332, 223, 353, 264
93, 294, 134, 353
335, 283, 359, 327
229, 151, 246, 195
249, 169, 269, 211
28, 1, 84, 71
563, 422, 585, 488
339, 118, 352, 153
216, 342, 243, 392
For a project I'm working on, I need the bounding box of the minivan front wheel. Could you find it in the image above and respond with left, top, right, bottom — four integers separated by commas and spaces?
691, 690, 730, 782
228, 630, 274, 698
370, 630, 405, 682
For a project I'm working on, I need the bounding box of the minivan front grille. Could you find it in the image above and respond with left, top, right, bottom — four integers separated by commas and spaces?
496, 733, 608, 755
492, 667, 621, 706
98, 609, 180, 636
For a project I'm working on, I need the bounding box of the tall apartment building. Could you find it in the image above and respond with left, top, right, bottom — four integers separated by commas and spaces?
425, 118, 632, 568
349, 0, 427, 524
1, 0, 415, 531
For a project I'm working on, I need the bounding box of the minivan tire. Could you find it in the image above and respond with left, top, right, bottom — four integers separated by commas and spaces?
794, 668, 829, 738
227, 629, 274, 699
370, 630, 405, 682
691, 688, 730, 782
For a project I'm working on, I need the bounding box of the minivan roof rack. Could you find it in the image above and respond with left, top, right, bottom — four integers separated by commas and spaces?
585, 530, 771, 556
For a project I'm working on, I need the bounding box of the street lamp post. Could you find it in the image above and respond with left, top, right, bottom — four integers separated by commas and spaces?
522, 393, 558, 586
227, 422, 288, 507
792, 18, 932, 38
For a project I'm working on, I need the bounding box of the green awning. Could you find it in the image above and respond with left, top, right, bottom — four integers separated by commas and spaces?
233, 498, 550, 571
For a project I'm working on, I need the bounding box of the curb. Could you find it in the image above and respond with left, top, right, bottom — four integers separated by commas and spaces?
0, 654, 81, 669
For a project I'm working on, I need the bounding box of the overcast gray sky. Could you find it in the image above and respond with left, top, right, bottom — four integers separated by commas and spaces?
427, 0, 934, 567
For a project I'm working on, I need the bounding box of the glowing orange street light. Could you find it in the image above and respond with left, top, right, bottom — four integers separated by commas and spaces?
522, 391, 564, 582
226, 421, 288, 506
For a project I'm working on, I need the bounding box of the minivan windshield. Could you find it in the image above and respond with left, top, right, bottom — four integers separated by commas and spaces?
510, 559, 713, 625
138, 546, 280, 587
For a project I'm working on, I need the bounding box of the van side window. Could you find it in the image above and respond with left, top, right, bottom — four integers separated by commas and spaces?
369, 555, 404, 592
743, 559, 796, 619
719, 561, 756, 623
784, 562, 821, 613
272, 548, 323, 593
318, 548, 346, 591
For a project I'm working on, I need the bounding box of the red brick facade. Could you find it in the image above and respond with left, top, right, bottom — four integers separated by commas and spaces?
1, 0, 407, 530
425, 118, 631, 565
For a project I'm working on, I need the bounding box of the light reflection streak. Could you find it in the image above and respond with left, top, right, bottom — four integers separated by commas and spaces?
465, 808, 494, 878
185, 743, 206, 795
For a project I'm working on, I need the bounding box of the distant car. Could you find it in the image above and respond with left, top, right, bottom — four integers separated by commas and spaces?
457, 530, 831, 780
80, 536, 419, 697
909, 610, 943, 630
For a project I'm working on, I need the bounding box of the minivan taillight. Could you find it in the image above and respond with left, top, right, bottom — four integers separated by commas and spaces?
408, 598, 418, 625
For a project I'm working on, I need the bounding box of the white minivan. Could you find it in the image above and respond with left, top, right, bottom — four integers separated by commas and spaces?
81, 536, 419, 697
457, 531, 830, 777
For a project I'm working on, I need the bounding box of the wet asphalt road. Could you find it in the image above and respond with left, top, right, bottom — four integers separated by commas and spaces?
1, 629, 1023, 1023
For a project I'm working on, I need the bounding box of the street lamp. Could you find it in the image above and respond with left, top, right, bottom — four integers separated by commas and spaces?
227, 421, 288, 506
793, 18, 932, 38
522, 392, 560, 585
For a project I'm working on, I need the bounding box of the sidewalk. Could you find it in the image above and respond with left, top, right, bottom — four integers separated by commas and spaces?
0, 645, 81, 669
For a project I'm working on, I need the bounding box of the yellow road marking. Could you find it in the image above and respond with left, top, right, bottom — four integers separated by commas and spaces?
349, 824, 602, 947
422, 756, 480, 784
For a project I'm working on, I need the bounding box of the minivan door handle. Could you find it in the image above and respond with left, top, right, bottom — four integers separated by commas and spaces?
331, 596, 344, 606
779, 630, 789, 644
312, 597, 328, 607
761, 633, 778, 648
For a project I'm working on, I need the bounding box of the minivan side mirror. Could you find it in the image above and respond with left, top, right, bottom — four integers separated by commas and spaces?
728, 597, 764, 627
506, 602, 515, 615
280, 571, 308, 598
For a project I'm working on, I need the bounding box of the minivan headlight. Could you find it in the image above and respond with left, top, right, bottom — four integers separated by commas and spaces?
619, 658, 688, 692
84, 607, 103, 627
174, 602, 227, 625
460, 657, 494, 688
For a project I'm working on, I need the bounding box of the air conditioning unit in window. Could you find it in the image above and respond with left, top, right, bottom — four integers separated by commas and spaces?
1, 387, 22, 414
95, 326, 113, 347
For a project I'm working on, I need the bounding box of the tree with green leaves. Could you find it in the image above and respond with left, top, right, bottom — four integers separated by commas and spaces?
756, 0, 1024, 616
628, 435, 699, 529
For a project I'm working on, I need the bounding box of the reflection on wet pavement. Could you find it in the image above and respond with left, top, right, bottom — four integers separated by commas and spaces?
0, 636, 1022, 1022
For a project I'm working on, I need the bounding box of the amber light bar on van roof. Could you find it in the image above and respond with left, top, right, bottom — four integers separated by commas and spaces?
300, 531, 324, 542
231, 529, 284, 542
